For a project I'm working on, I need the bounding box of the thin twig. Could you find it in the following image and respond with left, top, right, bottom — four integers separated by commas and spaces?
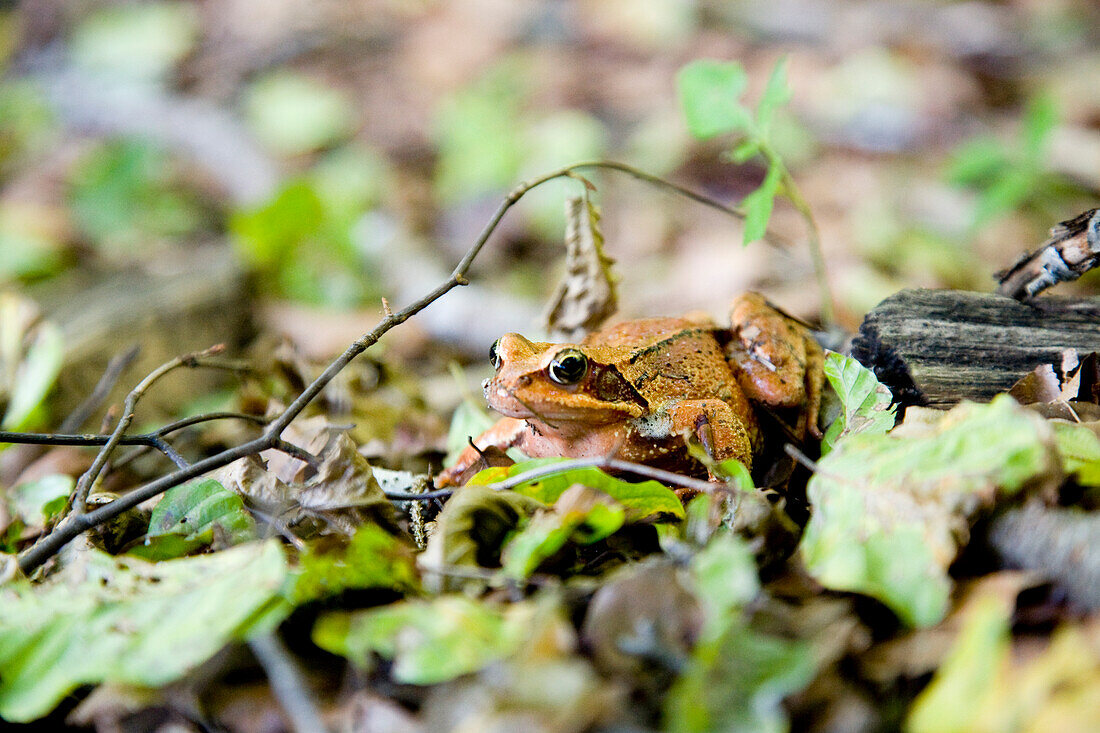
386, 456, 722, 501
248, 632, 327, 733
58, 345, 140, 433
152, 411, 267, 436
148, 437, 189, 469
69, 346, 229, 516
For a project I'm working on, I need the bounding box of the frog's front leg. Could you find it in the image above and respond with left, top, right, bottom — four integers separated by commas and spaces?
666, 398, 756, 474
436, 416, 529, 487
727, 292, 824, 440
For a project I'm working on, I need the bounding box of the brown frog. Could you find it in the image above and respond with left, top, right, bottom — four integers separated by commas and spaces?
437, 292, 823, 486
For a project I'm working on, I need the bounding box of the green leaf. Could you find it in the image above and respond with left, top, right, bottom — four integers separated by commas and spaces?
820, 351, 897, 455
69, 2, 199, 84
472, 458, 685, 523
245, 71, 355, 156
729, 138, 761, 164
289, 523, 420, 605
8, 474, 73, 527
1021, 94, 1058, 163
664, 622, 815, 733
799, 395, 1059, 627
945, 137, 1008, 185
68, 139, 204, 257
972, 167, 1035, 227
501, 488, 626, 579
740, 161, 783, 245
230, 180, 325, 268
1051, 421, 1100, 486
313, 596, 534, 685
2, 318, 63, 431
689, 532, 759, 640
677, 60, 753, 140
756, 56, 792, 136
906, 591, 1013, 733
434, 66, 524, 203
140, 478, 256, 554
0, 540, 287, 722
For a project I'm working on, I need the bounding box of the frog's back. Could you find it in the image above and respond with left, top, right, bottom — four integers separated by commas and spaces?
585, 317, 739, 403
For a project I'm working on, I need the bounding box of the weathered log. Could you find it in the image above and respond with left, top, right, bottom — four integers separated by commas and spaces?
850, 289, 1100, 407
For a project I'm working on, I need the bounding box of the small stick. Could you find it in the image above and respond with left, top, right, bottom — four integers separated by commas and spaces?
248, 632, 326, 733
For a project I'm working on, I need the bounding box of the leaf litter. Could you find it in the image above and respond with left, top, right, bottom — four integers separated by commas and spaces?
4, 324, 1099, 731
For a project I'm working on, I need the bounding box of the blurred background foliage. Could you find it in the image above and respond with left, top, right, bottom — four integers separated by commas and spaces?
1, 0, 1099, 339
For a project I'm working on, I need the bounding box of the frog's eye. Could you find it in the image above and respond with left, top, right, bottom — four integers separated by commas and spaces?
489, 339, 502, 370
548, 349, 588, 385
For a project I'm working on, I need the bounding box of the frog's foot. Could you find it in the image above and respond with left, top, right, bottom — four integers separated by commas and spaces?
435, 416, 528, 487
667, 398, 754, 475
727, 292, 824, 441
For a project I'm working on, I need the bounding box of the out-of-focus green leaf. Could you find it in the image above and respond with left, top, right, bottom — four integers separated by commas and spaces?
231, 180, 325, 267
147, 478, 255, 542
677, 59, 752, 140
689, 531, 759, 639
435, 66, 524, 203
0, 204, 66, 282
289, 523, 420, 605
245, 71, 355, 156
664, 621, 815, 733
800, 395, 1059, 627
68, 139, 205, 256
470, 458, 685, 523
821, 351, 896, 454
907, 582, 1100, 733
229, 179, 369, 306
946, 138, 1008, 185
1052, 421, 1100, 486
0, 81, 57, 167
1022, 94, 1059, 162
730, 138, 761, 164
519, 109, 609, 237
1, 319, 62, 431
906, 591, 1013, 733
309, 145, 388, 217
756, 56, 791, 135
69, 2, 198, 83
313, 596, 534, 685
501, 486, 625, 579
0, 540, 287, 722
972, 167, 1035, 227
8, 474, 72, 528
741, 161, 783, 245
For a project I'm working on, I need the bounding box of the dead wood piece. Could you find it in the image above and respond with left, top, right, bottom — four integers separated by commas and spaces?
850, 289, 1100, 407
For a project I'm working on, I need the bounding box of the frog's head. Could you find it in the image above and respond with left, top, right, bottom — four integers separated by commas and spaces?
483, 333, 646, 424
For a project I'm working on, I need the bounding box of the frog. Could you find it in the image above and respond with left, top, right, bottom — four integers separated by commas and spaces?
436, 292, 823, 487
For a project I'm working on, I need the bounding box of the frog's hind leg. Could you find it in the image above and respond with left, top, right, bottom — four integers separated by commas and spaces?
667, 398, 755, 475
727, 292, 824, 440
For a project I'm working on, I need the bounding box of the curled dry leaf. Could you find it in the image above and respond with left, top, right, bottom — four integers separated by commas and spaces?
543, 190, 619, 342
418, 485, 543, 592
